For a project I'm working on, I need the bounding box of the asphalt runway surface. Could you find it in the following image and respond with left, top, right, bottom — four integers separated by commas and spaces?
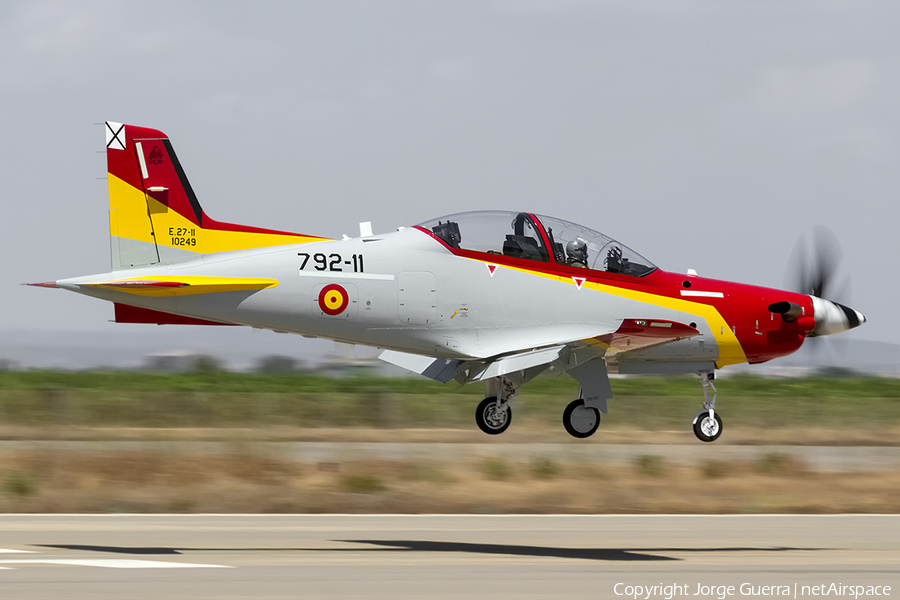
0, 515, 896, 599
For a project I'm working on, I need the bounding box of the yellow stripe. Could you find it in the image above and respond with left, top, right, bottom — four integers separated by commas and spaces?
486, 262, 747, 368
108, 175, 155, 244
584, 338, 613, 351
88, 276, 279, 297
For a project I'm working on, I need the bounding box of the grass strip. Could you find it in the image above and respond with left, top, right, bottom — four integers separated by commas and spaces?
0, 373, 898, 429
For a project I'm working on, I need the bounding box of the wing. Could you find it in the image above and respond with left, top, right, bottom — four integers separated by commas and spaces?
381, 318, 700, 383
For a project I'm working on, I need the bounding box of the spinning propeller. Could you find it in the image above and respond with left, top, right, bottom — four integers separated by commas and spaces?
785, 226, 865, 339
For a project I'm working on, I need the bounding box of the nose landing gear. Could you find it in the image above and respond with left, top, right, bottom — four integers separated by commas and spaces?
692, 372, 723, 442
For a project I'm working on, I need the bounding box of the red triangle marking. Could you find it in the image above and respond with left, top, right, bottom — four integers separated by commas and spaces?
487, 264, 498, 277
572, 277, 586, 290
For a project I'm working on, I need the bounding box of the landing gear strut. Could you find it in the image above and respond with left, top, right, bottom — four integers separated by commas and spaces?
563, 387, 600, 439
475, 377, 516, 435
692, 372, 723, 442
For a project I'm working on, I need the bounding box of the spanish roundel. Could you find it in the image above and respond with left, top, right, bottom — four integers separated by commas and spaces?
318, 284, 349, 315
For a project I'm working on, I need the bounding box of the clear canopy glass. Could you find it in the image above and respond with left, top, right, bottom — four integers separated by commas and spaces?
417, 211, 657, 277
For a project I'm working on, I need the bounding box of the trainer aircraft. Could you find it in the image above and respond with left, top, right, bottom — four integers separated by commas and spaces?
29, 122, 866, 442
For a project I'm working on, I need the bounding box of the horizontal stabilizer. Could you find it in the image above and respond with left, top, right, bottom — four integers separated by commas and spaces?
78, 276, 278, 297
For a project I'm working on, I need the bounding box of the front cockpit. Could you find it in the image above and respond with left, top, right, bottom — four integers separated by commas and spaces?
416, 211, 657, 277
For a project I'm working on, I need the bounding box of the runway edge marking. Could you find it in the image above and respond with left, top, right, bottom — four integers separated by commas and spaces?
0, 559, 234, 569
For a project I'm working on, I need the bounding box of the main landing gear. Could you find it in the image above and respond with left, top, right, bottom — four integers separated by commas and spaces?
475, 397, 511, 435
692, 372, 723, 443
475, 377, 516, 435
474, 376, 605, 439
563, 390, 601, 439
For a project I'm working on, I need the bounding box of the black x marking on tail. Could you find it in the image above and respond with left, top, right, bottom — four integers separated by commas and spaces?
106, 123, 125, 149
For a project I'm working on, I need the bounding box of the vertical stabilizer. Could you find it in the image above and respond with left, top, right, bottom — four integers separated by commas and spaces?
106, 121, 160, 269
104, 121, 327, 271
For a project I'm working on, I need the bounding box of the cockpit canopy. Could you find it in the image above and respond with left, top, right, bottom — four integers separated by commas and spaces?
417, 211, 657, 277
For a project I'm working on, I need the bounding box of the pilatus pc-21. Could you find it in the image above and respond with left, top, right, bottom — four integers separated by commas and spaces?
31, 122, 866, 442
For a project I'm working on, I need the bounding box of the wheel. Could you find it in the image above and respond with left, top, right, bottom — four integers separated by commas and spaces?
563, 399, 600, 439
692, 411, 723, 442
475, 397, 511, 435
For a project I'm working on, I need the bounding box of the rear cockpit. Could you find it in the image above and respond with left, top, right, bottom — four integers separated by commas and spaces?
416, 210, 656, 277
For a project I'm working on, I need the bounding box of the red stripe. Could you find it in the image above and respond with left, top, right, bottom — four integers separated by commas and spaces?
103, 281, 188, 288
527, 212, 554, 261
26, 282, 59, 288
201, 216, 325, 238
114, 303, 236, 326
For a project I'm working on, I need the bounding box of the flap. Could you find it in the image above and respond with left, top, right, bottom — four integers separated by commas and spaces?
379, 350, 462, 383
470, 345, 566, 382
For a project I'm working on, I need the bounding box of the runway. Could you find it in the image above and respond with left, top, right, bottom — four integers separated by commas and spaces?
0, 514, 896, 599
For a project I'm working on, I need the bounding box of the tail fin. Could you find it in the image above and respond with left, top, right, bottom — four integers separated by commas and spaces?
105, 121, 326, 269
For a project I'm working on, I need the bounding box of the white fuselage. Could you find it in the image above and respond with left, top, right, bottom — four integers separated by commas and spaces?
60, 228, 720, 371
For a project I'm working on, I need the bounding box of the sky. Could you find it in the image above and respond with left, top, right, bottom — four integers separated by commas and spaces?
1, 0, 897, 365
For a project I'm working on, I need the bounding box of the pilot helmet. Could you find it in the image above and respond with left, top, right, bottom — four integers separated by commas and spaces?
566, 238, 588, 263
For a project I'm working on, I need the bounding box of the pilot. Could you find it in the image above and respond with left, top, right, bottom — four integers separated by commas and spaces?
566, 238, 589, 268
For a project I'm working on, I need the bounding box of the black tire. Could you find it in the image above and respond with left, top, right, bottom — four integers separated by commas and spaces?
563, 399, 600, 439
475, 397, 511, 435
693, 411, 723, 442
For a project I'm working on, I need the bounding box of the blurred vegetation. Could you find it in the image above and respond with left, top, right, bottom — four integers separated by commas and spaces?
480, 457, 514, 481
634, 454, 665, 477
3, 446, 899, 513
0, 372, 897, 429
529, 457, 562, 480
341, 473, 387, 494
2, 471, 36, 496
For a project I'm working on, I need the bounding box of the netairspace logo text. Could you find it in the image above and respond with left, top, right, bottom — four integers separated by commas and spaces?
614, 582, 892, 600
